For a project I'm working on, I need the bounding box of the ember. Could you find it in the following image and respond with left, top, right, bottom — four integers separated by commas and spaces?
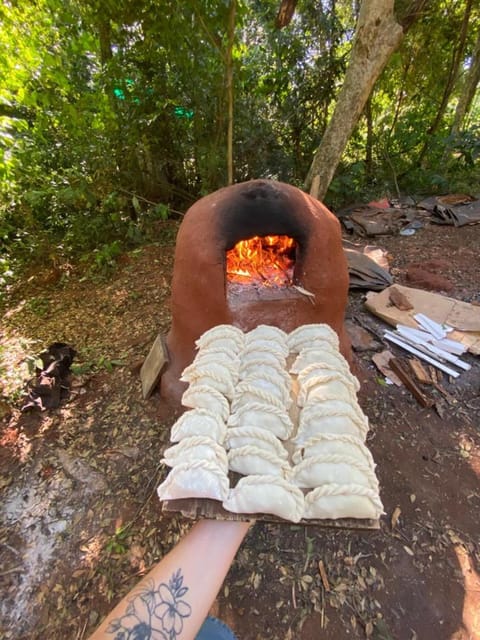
226, 235, 296, 286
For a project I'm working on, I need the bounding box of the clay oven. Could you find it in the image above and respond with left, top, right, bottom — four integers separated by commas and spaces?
160, 179, 351, 403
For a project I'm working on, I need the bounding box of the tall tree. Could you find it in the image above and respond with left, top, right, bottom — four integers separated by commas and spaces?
226, 0, 236, 185
451, 27, 480, 135
305, 0, 428, 201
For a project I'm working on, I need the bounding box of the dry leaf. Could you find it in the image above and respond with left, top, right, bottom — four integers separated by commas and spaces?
410, 494, 416, 503
403, 546, 415, 556
391, 506, 401, 530
365, 620, 374, 637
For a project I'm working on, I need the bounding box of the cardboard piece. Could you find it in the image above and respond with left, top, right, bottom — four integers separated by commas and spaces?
365, 285, 480, 355
162, 497, 380, 530
140, 334, 169, 399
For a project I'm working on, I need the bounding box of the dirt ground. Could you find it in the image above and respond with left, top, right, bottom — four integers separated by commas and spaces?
0, 218, 479, 640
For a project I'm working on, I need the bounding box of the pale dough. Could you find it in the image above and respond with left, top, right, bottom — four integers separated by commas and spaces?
157, 459, 229, 502
223, 474, 305, 523
162, 436, 229, 473
170, 408, 228, 443
228, 445, 292, 478
225, 426, 289, 460
303, 484, 384, 520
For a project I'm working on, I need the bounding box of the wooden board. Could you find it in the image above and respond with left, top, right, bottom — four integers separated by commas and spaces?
140, 334, 169, 399
365, 284, 480, 355
162, 498, 380, 531
160, 346, 382, 530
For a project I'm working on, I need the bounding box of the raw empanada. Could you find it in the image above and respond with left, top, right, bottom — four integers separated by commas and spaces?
236, 376, 291, 406
246, 324, 287, 343
195, 337, 242, 356
195, 324, 244, 350
162, 436, 228, 472
157, 460, 229, 501
297, 373, 357, 407
223, 474, 305, 522
180, 364, 236, 400
225, 426, 289, 460
170, 408, 228, 443
227, 402, 294, 440
228, 445, 291, 478
187, 352, 240, 376
239, 358, 289, 383
181, 384, 230, 422
295, 402, 369, 444
243, 336, 289, 358
292, 433, 375, 467
241, 347, 286, 367
297, 363, 360, 392
288, 324, 339, 353
292, 454, 379, 490
290, 348, 350, 375
231, 385, 286, 412
303, 483, 384, 520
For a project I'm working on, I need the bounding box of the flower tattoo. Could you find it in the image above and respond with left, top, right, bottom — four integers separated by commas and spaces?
106, 569, 191, 639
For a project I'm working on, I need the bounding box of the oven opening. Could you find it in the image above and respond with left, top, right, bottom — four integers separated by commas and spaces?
226, 235, 297, 289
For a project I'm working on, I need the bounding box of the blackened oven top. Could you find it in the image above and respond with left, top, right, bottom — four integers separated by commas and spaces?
217, 181, 311, 251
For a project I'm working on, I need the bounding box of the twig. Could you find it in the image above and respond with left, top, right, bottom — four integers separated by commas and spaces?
1, 542, 20, 556
75, 618, 88, 640
318, 560, 331, 592
0, 565, 23, 577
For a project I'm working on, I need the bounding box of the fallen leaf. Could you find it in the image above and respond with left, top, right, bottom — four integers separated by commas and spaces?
391, 506, 401, 530
403, 546, 415, 556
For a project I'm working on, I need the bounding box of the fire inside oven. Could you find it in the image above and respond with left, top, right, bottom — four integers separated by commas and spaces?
226, 235, 297, 288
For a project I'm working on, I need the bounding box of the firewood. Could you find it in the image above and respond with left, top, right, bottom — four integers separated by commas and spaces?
390, 358, 434, 408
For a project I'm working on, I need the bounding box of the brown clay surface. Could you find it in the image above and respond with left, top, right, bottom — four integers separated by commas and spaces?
0, 220, 479, 640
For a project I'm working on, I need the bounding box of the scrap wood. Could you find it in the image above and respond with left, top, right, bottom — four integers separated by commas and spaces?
140, 334, 169, 399
389, 358, 434, 408
389, 286, 413, 311
408, 358, 431, 384
365, 284, 480, 354
318, 560, 330, 592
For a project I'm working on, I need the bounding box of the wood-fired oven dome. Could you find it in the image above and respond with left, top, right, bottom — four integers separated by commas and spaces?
160, 179, 351, 403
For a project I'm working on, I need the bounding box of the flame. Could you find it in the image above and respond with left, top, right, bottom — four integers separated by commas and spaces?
226, 235, 296, 286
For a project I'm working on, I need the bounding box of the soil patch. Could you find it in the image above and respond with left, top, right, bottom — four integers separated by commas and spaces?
0, 223, 479, 640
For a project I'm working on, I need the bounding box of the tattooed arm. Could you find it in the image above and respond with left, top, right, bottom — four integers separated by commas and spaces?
88, 519, 253, 640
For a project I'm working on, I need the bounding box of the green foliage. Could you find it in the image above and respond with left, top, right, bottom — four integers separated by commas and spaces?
105, 525, 130, 555
0, 0, 479, 273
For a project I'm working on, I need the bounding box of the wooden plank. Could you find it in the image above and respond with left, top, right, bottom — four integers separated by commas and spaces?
408, 358, 431, 384
140, 334, 169, 399
162, 498, 380, 530
390, 357, 434, 408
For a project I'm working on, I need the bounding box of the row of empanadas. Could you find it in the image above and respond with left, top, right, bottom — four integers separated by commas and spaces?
291, 338, 383, 519
158, 330, 243, 503
222, 326, 299, 521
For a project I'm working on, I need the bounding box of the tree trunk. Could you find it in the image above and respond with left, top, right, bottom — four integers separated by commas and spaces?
306, 0, 404, 201
226, 0, 236, 185
452, 28, 480, 135
417, 0, 473, 166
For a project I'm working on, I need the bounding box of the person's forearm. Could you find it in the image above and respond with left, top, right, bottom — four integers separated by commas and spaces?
88, 519, 252, 640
